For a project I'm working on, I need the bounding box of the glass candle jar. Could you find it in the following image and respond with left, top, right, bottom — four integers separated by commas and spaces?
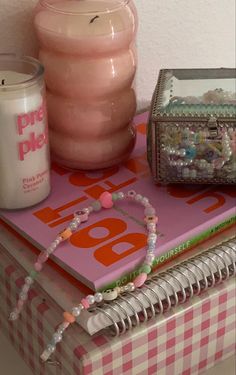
34, 0, 137, 170
0, 56, 50, 209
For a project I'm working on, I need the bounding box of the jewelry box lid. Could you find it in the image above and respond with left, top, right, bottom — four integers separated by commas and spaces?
152, 68, 236, 120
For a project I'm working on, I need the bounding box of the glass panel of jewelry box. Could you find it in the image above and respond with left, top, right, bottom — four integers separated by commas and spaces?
160, 69, 236, 116
159, 121, 236, 183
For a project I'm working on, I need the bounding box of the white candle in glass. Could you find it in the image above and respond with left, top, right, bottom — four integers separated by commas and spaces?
0, 57, 50, 210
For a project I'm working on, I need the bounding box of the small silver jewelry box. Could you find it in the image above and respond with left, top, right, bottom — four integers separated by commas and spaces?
147, 68, 236, 185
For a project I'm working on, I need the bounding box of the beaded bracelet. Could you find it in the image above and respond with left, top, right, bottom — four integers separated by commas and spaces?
9, 190, 158, 362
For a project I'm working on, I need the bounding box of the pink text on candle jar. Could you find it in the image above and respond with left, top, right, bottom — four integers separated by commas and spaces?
17, 102, 45, 135
17, 103, 48, 161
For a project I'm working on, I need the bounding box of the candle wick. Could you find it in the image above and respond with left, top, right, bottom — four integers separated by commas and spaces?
90, 15, 99, 24
1, 79, 5, 85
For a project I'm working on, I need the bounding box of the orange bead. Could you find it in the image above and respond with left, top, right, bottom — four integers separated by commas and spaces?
60, 228, 72, 241
63, 312, 76, 324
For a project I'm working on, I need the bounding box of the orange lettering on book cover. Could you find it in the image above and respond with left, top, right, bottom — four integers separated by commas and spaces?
70, 218, 126, 249
187, 191, 226, 213
33, 195, 87, 225
94, 233, 147, 266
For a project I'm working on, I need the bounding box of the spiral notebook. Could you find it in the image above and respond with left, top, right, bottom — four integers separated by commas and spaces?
78, 236, 236, 335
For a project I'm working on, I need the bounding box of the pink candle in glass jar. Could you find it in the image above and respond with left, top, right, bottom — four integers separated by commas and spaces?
34, 0, 138, 170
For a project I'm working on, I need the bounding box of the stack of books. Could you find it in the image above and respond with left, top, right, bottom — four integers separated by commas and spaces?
0, 112, 235, 374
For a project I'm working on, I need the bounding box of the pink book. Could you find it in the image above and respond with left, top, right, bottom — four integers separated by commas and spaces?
0, 112, 235, 291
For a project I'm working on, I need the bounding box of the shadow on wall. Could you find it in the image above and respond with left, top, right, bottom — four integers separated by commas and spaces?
0, 4, 38, 57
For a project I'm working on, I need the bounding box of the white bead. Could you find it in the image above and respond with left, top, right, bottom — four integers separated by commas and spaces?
49, 241, 58, 251
135, 194, 142, 202
94, 292, 103, 303
25, 276, 34, 285
141, 197, 149, 206
148, 233, 157, 243
19, 292, 28, 301
9, 311, 19, 321
53, 333, 62, 343
74, 216, 81, 224
22, 284, 30, 294
179, 149, 186, 157
86, 295, 95, 305
47, 344, 56, 354
69, 221, 79, 231
102, 289, 118, 301
40, 350, 51, 362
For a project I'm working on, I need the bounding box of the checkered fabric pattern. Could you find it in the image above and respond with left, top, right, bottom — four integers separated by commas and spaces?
0, 247, 235, 375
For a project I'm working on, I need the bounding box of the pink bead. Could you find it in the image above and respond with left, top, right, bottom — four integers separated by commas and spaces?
34, 262, 42, 272
37, 252, 49, 264
99, 192, 113, 209
17, 300, 24, 308
133, 273, 147, 288
81, 298, 90, 309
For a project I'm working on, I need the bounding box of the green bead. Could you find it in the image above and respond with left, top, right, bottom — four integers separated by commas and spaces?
141, 265, 152, 274
30, 270, 38, 279
112, 193, 119, 201
92, 200, 102, 211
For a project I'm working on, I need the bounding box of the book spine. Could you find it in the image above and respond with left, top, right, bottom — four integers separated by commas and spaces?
100, 214, 236, 291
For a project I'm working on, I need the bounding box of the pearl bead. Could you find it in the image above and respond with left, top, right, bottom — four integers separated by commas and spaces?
47, 344, 56, 354
48, 242, 57, 252
19, 292, 28, 301
135, 194, 142, 202
9, 311, 19, 321
53, 333, 62, 343
94, 292, 103, 303
86, 295, 95, 305
22, 285, 30, 294
127, 282, 135, 292
73, 216, 81, 224
25, 276, 34, 285
117, 192, 125, 200
69, 221, 79, 231
148, 233, 157, 243
141, 197, 149, 206
71, 307, 82, 317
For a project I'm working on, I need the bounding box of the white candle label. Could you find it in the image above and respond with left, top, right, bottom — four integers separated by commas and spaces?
17, 102, 48, 161
22, 169, 49, 194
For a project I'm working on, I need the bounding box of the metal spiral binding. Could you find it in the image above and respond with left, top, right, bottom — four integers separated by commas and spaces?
100, 236, 236, 336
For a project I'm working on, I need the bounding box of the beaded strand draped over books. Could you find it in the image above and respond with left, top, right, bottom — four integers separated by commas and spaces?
9, 190, 159, 362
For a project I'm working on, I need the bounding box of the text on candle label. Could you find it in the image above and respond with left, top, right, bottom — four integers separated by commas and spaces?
16, 102, 48, 161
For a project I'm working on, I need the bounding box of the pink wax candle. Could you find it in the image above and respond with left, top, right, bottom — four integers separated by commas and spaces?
34, 0, 138, 170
